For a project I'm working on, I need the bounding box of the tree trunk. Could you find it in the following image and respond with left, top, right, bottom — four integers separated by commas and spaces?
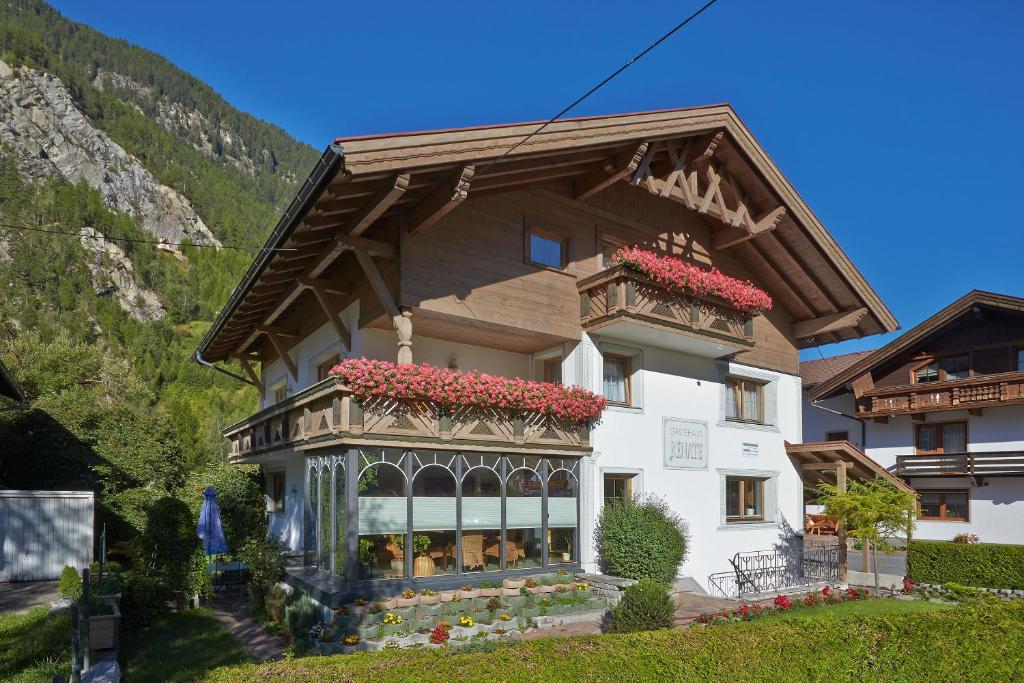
872, 540, 880, 591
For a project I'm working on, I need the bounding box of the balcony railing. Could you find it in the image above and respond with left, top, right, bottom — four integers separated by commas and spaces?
577, 265, 755, 347
223, 376, 592, 460
858, 371, 1024, 418
895, 451, 1024, 478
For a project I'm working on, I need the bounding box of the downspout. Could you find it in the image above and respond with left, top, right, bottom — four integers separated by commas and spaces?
810, 398, 867, 449
193, 351, 254, 386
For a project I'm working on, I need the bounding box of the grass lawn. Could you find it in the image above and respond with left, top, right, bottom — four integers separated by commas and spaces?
763, 596, 950, 621
0, 607, 70, 683
121, 608, 249, 683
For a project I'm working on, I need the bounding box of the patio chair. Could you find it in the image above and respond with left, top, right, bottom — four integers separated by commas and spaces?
462, 532, 484, 571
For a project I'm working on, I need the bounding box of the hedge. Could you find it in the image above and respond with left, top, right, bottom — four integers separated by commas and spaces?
908, 540, 1024, 590
204, 602, 1024, 682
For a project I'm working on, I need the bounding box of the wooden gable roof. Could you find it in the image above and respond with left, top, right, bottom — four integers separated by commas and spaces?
197, 105, 898, 363
809, 290, 1024, 400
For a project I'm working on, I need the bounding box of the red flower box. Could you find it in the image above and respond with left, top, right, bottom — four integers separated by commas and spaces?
329, 358, 607, 424
611, 246, 773, 316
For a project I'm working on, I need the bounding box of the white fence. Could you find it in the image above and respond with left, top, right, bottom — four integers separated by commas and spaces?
0, 490, 94, 582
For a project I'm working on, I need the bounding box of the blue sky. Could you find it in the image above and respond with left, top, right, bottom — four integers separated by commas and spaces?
51, 0, 1024, 359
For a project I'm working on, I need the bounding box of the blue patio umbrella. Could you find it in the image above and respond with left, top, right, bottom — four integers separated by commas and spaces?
197, 485, 229, 556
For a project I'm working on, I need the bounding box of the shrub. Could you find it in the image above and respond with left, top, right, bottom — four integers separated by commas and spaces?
120, 570, 171, 624
59, 566, 82, 600
608, 579, 675, 633
952, 533, 980, 544
238, 538, 286, 602
908, 540, 1024, 589
138, 496, 201, 601
265, 584, 287, 624
595, 495, 689, 584
285, 591, 319, 642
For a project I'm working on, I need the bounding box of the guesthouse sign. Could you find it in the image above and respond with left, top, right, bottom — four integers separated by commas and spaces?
663, 418, 708, 470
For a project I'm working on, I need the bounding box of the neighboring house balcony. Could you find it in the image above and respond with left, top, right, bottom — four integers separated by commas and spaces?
577, 264, 756, 358
896, 451, 1024, 480
224, 375, 593, 462
855, 371, 1024, 419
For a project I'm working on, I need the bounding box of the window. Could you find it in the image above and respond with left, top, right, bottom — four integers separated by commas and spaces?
267, 471, 285, 513
316, 353, 341, 382
725, 477, 765, 522
915, 355, 970, 383
914, 362, 939, 384
603, 473, 635, 505
915, 422, 967, 454
725, 378, 764, 423
527, 229, 567, 269
272, 382, 288, 403
543, 357, 562, 385
1018, 348, 1024, 372
600, 237, 626, 269
602, 354, 631, 404
825, 430, 849, 443
918, 490, 969, 521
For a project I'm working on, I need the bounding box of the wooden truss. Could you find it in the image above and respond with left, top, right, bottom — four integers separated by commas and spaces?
629, 136, 787, 250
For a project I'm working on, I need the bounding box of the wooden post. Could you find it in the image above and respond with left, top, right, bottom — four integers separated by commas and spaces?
70, 604, 81, 683
836, 464, 848, 584
81, 567, 90, 671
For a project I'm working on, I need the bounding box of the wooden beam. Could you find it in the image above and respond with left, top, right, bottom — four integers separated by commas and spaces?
259, 326, 298, 380
302, 278, 351, 351
238, 358, 263, 393
711, 207, 785, 250
574, 142, 649, 201
851, 372, 875, 399
353, 246, 412, 364
407, 165, 475, 235
793, 308, 869, 339
836, 461, 848, 583
801, 461, 853, 471
347, 173, 410, 237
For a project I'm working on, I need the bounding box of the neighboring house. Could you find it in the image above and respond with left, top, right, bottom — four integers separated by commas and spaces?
196, 105, 896, 603
803, 290, 1024, 545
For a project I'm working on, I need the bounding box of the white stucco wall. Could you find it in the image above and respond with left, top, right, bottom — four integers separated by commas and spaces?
801, 392, 864, 450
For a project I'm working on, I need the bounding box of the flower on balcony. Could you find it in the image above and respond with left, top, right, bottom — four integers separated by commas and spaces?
611, 246, 773, 316
329, 358, 607, 423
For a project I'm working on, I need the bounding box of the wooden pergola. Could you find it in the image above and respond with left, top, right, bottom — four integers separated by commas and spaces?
786, 440, 914, 582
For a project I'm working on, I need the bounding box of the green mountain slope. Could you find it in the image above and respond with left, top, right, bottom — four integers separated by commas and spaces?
0, 1, 319, 498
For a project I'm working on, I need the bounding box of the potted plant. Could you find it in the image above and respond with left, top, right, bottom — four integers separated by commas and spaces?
478, 580, 502, 598
87, 601, 121, 650
503, 577, 526, 590
437, 589, 456, 603
376, 596, 398, 610
419, 588, 441, 605
349, 597, 370, 616
458, 584, 479, 600
396, 588, 419, 608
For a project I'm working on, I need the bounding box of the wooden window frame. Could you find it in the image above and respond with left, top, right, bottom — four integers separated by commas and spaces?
916, 489, 969, 522
543, 357, 563, 385
268, 471, 286, 514
915, 421, 968, 455
525, 225, 570, 271
602, 353, 632, 406
599, 235, 628, 270
825, 430, 849, 443
603, 473, 635, 506
911, 353, 971, 384
725, 377, 765, 424
725, 476, 766, 522
271, 381, 289, 404
316, 353, 341, 383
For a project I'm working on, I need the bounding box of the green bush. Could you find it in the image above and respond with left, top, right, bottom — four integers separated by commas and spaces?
238, 538, 286, 602
121, 570, 172, 624
138, 496, 202, 602
908, 540, 1024, 589
595, 495, 689, 584
608, 579, 675, 633
59, 565, 82, 599
203, 602, 1024, 682
284, 591, 319, 641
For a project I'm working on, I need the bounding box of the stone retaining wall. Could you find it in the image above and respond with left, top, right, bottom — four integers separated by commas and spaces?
918, 582, 1024, 601
575, 572, 636, 606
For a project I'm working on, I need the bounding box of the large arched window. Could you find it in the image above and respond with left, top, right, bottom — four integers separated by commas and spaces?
461, 454, 502, 572
506, 457, 543, 568
333, 459, 346, 575
547, 466, 578, 565
305, 462, 319, 567
357, 449, 407, 580
411, 453, 457, 577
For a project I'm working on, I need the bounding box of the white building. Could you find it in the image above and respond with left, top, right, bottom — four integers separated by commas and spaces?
802, 291, 1024, 546
196, 107, 897, 603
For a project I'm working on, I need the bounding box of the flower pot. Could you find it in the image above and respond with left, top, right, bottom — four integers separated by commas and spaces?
499, 587, 518, 597
437, 590, 456, 603
527, 585, 545, 595
479, 588, 501, 598
88, 605, 121, 651
538, 585, 556, 594
419, 593, 440, 605
413, 555, 436, 577
419, 602, 444, 616
377, 598, 398, 610
502, 578, 526, 590
393, 606, 417, 620
459, 589, 479, 600
396, 596, 419, 608
348, 603, 370, 616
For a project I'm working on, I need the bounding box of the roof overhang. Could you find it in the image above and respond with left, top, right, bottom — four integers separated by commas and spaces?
786, 440, 914, 493
809, 290, 1024, 401
197, 105, 898, 364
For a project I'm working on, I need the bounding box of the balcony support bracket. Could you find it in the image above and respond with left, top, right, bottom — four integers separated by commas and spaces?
353, 246, 413, 364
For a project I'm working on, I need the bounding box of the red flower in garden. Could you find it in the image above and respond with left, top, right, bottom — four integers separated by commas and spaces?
822, 585, 831, 598
846, 588, 859, 600
738, 604, 750, 616
774, 595, 792, 610
803, 595, 817, 607
903, 577, 914, 594
328, 358, 607, 424
429, 625, 450, 645
831, 596, 841, 605
611, 246, 773, 316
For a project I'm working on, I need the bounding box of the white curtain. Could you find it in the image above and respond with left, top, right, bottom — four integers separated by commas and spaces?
603, 359, 626, 402
462, 497, 501, 529
358, 497, 406, 535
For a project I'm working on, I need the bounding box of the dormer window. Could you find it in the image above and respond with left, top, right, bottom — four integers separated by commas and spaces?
914, 355, 969, 383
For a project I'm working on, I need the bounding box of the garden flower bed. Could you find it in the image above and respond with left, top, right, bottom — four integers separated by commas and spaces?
611, 246, 773, 316
692, 586, 869, 625
329, 358, 607, 423
306, 574, 604, 654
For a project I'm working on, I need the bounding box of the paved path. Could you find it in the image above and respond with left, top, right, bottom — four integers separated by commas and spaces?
0, 580, 60, 614
210, 597, 285, 663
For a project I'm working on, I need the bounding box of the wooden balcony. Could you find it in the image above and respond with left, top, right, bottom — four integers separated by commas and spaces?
856, 371, 1024, 418
224, 376, 591, 461
577, 265, 755, 356
896, 451, 1024, 479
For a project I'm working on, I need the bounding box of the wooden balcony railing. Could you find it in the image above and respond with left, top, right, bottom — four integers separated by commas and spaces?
895, 451, 1024, 478
223, 376, 592, 460
857, 371, 1024, 418
577, 265, 755, 347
